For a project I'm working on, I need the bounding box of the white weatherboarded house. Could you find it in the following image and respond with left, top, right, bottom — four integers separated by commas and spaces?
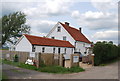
46, 22, 91, 56
15, 34, 74, 59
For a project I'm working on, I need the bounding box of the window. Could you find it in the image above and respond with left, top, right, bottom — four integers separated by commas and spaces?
64, 48, 66, 54
53, 48, 55, 53
83, 43, 85, 47
79, 49, 80, 52
51, 37, 55, 39
63, 36, 66, 41
71, 48, 73, 53
42, 47, 45, 53
57, 26, 61, 32
58, 48, 60, 54
32, 45, 35, 52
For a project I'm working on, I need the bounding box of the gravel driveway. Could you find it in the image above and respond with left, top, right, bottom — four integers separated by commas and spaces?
2, 61, 118, 79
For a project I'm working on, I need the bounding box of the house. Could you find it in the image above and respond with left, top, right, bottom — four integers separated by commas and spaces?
14, 34, 74, 59
46, 22, 91, 56
13, 21, 92, 59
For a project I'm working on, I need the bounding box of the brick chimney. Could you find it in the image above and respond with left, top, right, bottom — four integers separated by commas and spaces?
79, 27, 82, 33
65, 22, 69, 26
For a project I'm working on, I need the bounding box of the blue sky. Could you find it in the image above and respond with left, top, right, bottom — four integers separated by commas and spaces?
1, 0, 119, 44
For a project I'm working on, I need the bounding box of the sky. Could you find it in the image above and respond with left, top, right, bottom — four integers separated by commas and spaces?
1, 0, 119, 45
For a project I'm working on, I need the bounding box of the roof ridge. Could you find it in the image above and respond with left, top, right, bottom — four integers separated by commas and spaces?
60, 22, 79, 31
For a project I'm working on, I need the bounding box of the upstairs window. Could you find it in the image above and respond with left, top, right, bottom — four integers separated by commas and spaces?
63, 36, 66, 41
32, 45, 35, 52
57, 26, 61, 32
42, 47, 45, 53
51, 37, 55, 39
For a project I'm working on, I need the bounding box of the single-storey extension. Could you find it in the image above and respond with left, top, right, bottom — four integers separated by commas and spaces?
14, 34, 75, 59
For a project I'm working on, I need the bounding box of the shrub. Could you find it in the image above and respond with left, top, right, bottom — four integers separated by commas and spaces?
93, 41, 119, 66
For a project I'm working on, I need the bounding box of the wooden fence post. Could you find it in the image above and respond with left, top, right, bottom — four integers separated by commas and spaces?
70, 54, 73, 68
59, 54, 63, 67
36, 52, 41, 68
91, 54, 95, 66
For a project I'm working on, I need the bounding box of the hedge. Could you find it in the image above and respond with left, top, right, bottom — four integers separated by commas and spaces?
93, 41, 119, 66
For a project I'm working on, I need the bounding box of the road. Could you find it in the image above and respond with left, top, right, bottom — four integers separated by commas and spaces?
2, 61, 118, 79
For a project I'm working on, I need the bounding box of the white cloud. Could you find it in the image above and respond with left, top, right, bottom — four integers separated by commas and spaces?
71, 10, 80, 18
91, 0, 118, 12
92, 30, 118, 44
26, 19, 56, 36
2, 0, 74, 18
22, 0, 74, 18
71, 11, 117, 30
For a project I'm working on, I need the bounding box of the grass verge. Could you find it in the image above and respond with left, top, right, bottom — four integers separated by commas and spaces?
2, 59, 85, 74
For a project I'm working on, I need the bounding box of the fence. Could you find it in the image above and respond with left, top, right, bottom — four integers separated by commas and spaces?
1, 50, 64, 68
1, 50, 94, 68
82, 54, 94, 66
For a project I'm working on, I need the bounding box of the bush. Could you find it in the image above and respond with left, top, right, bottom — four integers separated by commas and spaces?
93, 41, 119, 66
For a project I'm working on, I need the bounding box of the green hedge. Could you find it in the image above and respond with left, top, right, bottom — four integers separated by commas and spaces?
93, 41, 119, 66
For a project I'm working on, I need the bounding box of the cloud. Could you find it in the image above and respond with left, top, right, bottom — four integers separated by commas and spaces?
22, 0, 73, 18
26, 19, 56, 36
71, 11, 117, 30
92, 30, 118, 44
2, 0, 74, 18
2, 2, 35, 16
91, 0, 118, 12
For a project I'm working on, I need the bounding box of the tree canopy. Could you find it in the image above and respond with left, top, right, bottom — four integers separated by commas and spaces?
2, 11, 30, 46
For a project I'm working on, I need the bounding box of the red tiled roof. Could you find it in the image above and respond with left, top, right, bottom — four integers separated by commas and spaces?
24, 34, 74, 48
60, 23, 91, 44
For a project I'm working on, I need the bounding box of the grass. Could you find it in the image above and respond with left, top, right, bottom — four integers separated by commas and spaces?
40, 66, 85, 73
2, 59, 85, 74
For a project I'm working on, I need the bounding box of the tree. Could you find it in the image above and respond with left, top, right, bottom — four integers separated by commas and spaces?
2, 11, 30, 46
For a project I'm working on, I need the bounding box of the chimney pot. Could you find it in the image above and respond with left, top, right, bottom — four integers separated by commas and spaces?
65, 22, 69, 26
79, 27, 82, 33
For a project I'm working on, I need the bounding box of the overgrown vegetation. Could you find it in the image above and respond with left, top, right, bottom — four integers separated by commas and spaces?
93, 41, 120, 66
2, 59, 85, 74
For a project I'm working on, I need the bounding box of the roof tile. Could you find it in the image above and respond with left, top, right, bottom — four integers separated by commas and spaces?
24, 34, 74, 48
60, 23, 91, 44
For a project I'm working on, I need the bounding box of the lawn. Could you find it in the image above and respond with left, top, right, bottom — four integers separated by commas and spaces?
2, 59, 85, 74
